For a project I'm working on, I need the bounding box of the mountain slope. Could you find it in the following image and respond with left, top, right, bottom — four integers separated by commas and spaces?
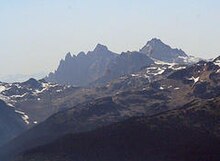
0, 91, 170, 160
0, 100, 27, 147
15, 98, 220, 161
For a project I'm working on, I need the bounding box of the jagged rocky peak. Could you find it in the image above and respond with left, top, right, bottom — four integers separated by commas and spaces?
59, 52, 74, 67
146, 38, 165, 46
45, 43, 118, 86
65, 52, 72, 60
140, 38, 166, 53
77, 51, 86, 58
94, 43, 108, 52
140, 38, 188, 63
89, 43, 113, 56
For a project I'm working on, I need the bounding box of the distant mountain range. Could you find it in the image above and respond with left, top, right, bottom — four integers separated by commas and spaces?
0, 38, 219, 161
45, 38, 201, 86
1, 55, 220, 161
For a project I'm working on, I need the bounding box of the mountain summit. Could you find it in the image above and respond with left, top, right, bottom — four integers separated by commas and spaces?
140, 38, 188, 63
93, 43, 109, 53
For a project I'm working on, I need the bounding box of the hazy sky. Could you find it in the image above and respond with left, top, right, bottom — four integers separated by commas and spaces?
1, 0, 220, 75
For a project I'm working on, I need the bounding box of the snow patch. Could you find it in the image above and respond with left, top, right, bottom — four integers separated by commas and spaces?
214, 59, 220, 67
131, 74, 139, 77
15, 110, 25, 115
187, 76, 200, 84
15, 110, 30, 124
56, 89, 62, 93
159, 86, 164, 90
173, 66, 186, 70
0, 85, 6, 93
178, 56, 188, 63
0, 94, 15, 107
153, 68, 165, 75
11, 93, 27, 98
154, 59, 174, 66
22, 115, 30, 125
34, 82, 59, 95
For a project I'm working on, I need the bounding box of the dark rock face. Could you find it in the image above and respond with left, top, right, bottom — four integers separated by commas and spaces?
0, 100, 26, 147
193, 82, 220, 99
140, 38, 188, 63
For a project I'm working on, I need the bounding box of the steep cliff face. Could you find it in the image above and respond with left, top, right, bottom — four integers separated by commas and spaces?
0, 100, 27, 147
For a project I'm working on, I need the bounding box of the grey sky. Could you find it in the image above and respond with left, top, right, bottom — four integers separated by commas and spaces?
0, 0, 220, 75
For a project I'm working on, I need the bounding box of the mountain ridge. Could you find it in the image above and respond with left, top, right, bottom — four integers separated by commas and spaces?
46, 38, 201, 86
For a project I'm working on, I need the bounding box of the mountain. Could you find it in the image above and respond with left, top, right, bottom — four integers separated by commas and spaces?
140, 38, 199, 63
45, 44, 117, 86
13, 98, 220, 161
46, 38, 201, 87
0, 100, 27, 147
1, 56, 219, 160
